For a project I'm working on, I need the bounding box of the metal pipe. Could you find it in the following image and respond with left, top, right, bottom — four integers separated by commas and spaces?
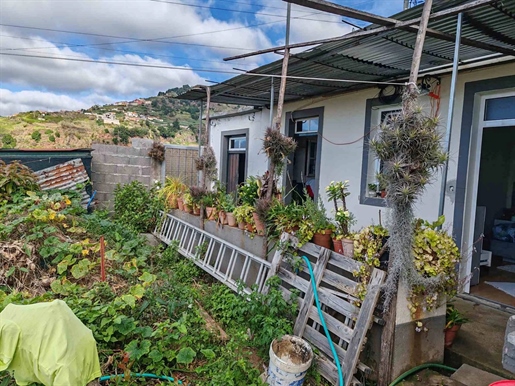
269, 77, 274, 127
285, 3, 291, 46
438, 12, 462, 219
198, 101, 203, 185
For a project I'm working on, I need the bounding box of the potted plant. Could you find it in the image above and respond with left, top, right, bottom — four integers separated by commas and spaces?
444, 304, 469, 348
159, 177, 187, 210
203, 191, 217, 220
326, 180, 354, 256
182, 192, 192, 213
222, 196, 237, 227
238, 176, 259, 207
301, 194, 334, 249
253, 198, 272, 236
367, 183, 378, 198
189, 186, 205, 216
233, 204, 254, 231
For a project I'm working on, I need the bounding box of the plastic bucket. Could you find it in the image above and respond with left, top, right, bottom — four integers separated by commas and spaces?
489, 382, 515, 386
267, 335, 314, 386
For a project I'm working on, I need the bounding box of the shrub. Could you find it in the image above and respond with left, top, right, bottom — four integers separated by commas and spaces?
0, 160, 39, 201
113, 181, 163, 233
1, 134, 17, 149
45, 129, 53, 135
49, 135, 56, 142
55, 131, 61, 138
31, 130, 41, 142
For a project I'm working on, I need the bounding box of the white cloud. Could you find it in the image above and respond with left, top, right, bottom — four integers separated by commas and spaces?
0, 89, 114, 116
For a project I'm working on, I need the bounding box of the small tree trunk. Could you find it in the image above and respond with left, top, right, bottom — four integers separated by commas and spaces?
378, 293, 397, 385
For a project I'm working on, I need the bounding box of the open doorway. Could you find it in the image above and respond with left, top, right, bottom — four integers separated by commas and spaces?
467, 94, 515, 306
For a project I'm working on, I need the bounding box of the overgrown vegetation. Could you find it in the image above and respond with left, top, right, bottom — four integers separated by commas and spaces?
0, 178, 304, 385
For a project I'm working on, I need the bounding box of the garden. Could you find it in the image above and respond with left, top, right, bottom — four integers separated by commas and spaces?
0, 161, 300, 386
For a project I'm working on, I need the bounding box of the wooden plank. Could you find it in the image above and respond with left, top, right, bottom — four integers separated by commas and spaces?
294, 247, 331, 336
327, 251, 362, 273
305, 324, 347, 364
261, 233, 288, 295
277, 266, 310, 293
343, 268, 386, 385
316, 286, 360, 321
321, 269, 358, 295
224, 0, 498, 61
308, 304, 353, 343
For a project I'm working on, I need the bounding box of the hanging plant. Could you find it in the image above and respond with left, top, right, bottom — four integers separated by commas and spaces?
370, 90, 448, 310
148, 142, 165, 163
262, 127, 297, 174
195, 146, 218, 181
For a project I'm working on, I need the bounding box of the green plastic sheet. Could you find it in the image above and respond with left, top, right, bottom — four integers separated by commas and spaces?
0, 299, 101, 386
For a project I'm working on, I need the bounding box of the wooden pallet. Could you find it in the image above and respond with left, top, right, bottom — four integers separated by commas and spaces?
264, 234, 386, 386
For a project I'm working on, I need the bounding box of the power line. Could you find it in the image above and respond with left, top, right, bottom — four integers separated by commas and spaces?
0, 51, 407, 87
0, 35, 255, 68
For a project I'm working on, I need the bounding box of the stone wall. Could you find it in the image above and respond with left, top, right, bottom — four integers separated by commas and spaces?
91, 138, 160, 209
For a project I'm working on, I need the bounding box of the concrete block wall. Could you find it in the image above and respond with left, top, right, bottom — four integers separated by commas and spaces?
91, 139, 160, 209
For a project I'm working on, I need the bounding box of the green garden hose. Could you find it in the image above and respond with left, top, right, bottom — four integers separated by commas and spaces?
389, 363, 457, 386
99, 372, 183, 384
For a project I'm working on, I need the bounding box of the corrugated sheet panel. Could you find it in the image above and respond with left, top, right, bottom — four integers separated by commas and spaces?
176, 0, 515, 106
34, 158, 91, 206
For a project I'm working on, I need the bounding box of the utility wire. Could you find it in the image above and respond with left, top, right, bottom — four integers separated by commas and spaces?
0, 51, 408, 87
0, 35, 254, 67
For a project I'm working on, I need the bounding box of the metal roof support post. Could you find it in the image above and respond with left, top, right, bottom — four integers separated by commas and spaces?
269, 77, 274, 128
438, 12, 462, 220
197, 101, 203, 186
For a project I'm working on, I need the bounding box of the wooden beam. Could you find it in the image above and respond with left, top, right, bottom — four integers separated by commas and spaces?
224, 0, 499, 61
408, 0, 434, 90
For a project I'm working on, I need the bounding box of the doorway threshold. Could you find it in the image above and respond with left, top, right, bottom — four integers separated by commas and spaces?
459, 293, 515, 314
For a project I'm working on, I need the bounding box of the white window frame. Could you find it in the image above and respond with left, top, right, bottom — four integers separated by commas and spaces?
294, 117, 319, 135
229, 136, 246, 152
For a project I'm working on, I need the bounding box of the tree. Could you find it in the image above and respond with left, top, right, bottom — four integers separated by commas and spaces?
172, 119, 180, 131
151, 99, 159, 109
2, 134, 17, 149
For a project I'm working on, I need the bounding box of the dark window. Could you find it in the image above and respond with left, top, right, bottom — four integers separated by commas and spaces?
226, 135, 247, 193
484, 96, 515, 121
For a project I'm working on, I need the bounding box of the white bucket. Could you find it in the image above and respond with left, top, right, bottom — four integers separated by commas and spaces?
267, 335, 314, 386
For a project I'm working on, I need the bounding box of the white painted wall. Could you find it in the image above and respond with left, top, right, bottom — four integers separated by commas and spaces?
209, 109, 270, 182
210, 63, 515, 237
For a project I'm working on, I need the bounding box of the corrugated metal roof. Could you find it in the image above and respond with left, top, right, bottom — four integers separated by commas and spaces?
176, 0, 515, 106
34, 158, 91, 206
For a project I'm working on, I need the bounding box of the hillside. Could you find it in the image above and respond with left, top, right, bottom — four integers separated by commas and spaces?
0, 85, 238, 149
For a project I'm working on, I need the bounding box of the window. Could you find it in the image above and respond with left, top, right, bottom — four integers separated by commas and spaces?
224, 133, 247, 193
365, 106, 401, 198
229, 136, 246, 150
484, 96, 515, 121
295, 117, 319, 135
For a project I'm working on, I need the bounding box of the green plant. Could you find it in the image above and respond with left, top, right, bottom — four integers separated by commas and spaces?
326, 180, 353, 237
445, 304, 469, 329
114, 181, 164, 233
158, 176, 187, 209
233, 204, 253, 224
0, 160, 39, 201
367, 183, 377, 193
182, 192, 192, 206
2, 134, 17, 149
55, 131, 61, 138
370, 91, 448, 309
189, 186, 206, 208
238, 176, 259, 206
49, 135, 56, 142
31, 130, 41, 142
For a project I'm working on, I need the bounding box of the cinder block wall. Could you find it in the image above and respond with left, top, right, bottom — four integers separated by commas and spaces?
91, 139, 160, 209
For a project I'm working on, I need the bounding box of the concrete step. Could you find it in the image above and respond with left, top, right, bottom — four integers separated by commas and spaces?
450, 364, 508, 386
400, 369, 467, 386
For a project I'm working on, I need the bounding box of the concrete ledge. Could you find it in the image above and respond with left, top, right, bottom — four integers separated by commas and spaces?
451, 364, 505, 386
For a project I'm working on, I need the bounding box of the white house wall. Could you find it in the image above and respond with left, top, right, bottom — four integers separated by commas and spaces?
210, 62, 515, 235
209, 109, 270, 180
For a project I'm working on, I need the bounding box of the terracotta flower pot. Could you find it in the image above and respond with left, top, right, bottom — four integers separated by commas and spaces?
252, 212, 265, 235
332, 239, 343, 254
183, 204, 192, 214
227, 213, 237, 227
218, 210, 227, 225
238, 221, 246, 230
193, 206, 201, 216
313, 230, 332, 249
168, 195, 178, 209
380, 190, 387, 198
206, 207, 217, 220
177, 198, 184, 211
246, 222, 254, 233
444, 325, 461, 348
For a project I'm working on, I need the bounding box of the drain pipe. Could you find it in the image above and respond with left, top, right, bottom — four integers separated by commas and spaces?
438, 12, 462, 220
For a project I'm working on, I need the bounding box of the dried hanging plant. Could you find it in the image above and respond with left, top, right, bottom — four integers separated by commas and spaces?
195, 146, 218, 181
370, 90, 447, 310
148, 142, 165, 163
262, 127, 297, 174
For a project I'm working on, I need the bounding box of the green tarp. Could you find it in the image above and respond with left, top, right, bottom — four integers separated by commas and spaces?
0, 299, 101, 386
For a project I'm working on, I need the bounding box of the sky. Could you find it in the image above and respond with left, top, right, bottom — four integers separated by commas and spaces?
0, 0, 408, 116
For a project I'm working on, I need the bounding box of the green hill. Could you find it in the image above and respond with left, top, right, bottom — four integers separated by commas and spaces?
0, 85, 236, 149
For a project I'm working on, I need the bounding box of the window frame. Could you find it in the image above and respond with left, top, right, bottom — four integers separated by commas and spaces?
360, 96, 402, 207
294, 117, 319, 135
220, 129, 249, 191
